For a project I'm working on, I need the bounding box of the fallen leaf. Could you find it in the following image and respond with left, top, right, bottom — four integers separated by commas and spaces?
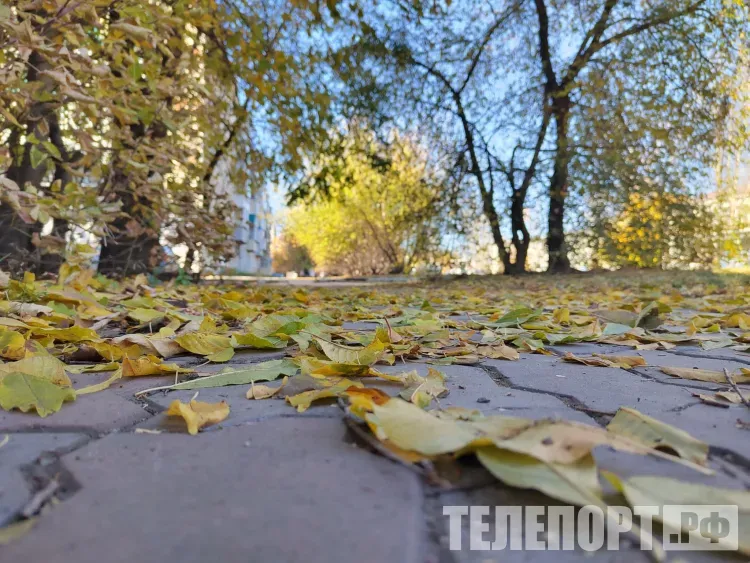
122, 355, 193, 377
402, 367, 449, 408
605, 473, 750, 554
233, 332, 286, 349
606, 407, 708, 466
476, 343, 519, 360
206, 347, 235, 362
286, 378, 363, 412
111, 334, 184, 358
0, 355, 71, 386
166, 399, 230, 435
715, 390, 745, 404
661, 366, 750, 384
315, 337, 386, 365
137, 359, 298, 394
0, 330, 26, 360
476, 447, 601, 506
691, 392, 730, 408
366, 399, 480, 455
298, 357, 374, 377
75, 368, 123, 395
0, 372, 75, 417
563, 352, 645, 368
247, 376, 289, 399
174, 333, 232, 356
0, 518, 37, 545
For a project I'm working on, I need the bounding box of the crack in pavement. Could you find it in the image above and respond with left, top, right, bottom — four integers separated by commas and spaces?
477, 364, 610, 425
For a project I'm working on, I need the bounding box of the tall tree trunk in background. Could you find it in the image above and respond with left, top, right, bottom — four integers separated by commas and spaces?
97, 172, 161, 278
1, 49, 53, 274
37, 111, 74, 274
547, 100, 572, 273
508, 192, 529, 274
97, 7, 164, 279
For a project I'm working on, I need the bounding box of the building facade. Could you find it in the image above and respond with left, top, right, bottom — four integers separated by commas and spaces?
210, 158, 272, 275
224, 187, 272, 274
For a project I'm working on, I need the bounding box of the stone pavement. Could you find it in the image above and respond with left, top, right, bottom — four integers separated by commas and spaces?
2, 340, 750, 562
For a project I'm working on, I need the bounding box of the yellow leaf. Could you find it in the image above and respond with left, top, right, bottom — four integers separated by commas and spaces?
0, 518, 37, 546
32, 326, 100, 343
122, 355, 193, 377
0, 329, 26, 360
207, 347, 235, 362
298, 357, 373, 377
606, 407, 708, 466
246, 376, 288, 400
174, 333, 232, 356
366, 399, 480, 455
476, 447, 601, 506
166, 399, 230, 435
476, 343, 519, 360
286, 378, 363, 412
0, 372, 75, 417
0, 355, 71, 386
110, 334, 184, 359
661, 366, 750, 384
315, 337, 386, 365
76, 368, 123, 395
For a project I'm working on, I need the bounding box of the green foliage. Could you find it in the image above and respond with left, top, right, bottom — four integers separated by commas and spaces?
284, 124, 451, 275
0, 0, 337, 273
573, 191, 728, 270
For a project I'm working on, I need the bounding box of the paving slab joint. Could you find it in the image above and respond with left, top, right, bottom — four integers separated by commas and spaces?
477, 364, 609, 425
669, 350, 750, 366
19, 451, 82, 518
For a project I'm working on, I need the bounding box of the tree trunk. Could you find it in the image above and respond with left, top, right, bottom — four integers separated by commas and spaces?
547, 102, 572, 273
508, 191, 529, 274
0, 49, 52, 274
477, 187, 512, 273
97, 181, 161, 278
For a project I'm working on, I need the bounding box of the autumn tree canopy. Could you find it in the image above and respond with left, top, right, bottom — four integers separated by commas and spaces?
1, 0, 749, 277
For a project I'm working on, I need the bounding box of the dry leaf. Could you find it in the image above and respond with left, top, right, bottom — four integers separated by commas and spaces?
606, 407, 708, 466
661, 366, 750, 384
0, 372, 75, 417
166, 399, 230, 435
247, 376, 288, 399
286, 378, 364, 412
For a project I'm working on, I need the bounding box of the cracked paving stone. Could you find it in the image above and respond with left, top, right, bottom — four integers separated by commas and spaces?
1, 418, 423, 563
374, 364, 594, 422
0, 387, 151, 433
484, 356, 698, 418
0, 433, 86, 526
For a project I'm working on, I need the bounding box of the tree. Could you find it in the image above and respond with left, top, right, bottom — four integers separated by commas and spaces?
326, 0, 749, 273
285, 124, 452, 275
0, 1, 338, 277
573, 190, 725, 269
271, 233, 313, 274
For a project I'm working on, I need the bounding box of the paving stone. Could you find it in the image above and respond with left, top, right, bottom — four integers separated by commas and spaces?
595, 446, 750, 488
2, 419, 423, 563
669, 347, 750, 366
376, 363, 594, 423
547, 343, 633, 356
484, 356, 691, 417
646, 403, 750, 460
629, 350, 750, 390
0, 433, 86, 526
0, 389, 152, 433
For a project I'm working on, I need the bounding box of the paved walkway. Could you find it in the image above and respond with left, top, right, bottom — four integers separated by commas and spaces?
2, 331, 750, 562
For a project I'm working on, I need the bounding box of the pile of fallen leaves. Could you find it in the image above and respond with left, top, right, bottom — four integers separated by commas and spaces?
2, 267, 750, 557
